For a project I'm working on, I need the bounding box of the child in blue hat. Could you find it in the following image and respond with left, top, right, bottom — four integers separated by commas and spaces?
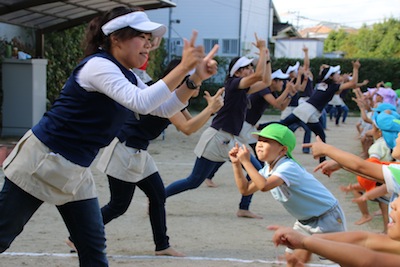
229, 123, 346, 264
341, 111, 400, 232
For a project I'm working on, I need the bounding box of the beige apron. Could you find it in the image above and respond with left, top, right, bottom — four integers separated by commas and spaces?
97, 138, 158, 183
3, 130, 96, 205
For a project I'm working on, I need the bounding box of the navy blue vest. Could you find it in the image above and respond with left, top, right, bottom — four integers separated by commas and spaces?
117, 112, 171, 150
32, 51, 135, 167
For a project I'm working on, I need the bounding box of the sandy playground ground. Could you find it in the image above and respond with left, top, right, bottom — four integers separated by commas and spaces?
0, 115, 385, 266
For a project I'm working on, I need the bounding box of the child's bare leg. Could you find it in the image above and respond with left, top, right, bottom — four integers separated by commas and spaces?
353, 190, 372, 225
379, 202, 389, 233
360, 136, 373, 159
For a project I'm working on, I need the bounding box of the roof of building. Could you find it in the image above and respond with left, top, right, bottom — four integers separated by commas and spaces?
0, 0, 175, 57
0, 0, 175, 33
299, 22, 357, 38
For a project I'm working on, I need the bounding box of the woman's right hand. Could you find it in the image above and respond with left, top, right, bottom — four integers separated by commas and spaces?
180, 30, 205, 73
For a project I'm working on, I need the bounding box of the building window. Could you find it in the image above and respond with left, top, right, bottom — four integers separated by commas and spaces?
204, 39, 219, 53
222, 39, 238, 55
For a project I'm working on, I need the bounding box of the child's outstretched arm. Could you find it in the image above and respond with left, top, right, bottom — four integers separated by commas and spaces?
268, 225, 400, 267
304, 136, 384, 181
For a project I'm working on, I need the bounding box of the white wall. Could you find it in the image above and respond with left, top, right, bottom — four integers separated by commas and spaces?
240, 0, 270, 55
146, 0, 271, 58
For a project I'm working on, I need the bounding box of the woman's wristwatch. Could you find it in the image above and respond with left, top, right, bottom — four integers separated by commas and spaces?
185, 77, 201, 89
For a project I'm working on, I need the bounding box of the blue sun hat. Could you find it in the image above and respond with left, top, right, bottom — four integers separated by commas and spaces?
374, 112, 400, 149
372, 103, 399, 122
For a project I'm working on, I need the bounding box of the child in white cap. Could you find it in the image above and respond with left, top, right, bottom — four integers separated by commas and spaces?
229, 123, 346, 264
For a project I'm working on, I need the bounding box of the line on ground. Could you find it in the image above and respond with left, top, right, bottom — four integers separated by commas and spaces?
2, 252, 338, 266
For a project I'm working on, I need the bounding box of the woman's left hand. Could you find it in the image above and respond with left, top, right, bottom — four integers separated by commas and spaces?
193, 44, 219, 81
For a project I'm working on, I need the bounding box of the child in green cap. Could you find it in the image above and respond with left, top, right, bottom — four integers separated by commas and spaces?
268, 117, 400, 266
229, 122, 346, 264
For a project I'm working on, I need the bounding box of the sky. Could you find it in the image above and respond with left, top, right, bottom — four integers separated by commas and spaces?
273, 0, 400, 29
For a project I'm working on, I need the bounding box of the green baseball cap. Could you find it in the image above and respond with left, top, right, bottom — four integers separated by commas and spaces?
252, 123, 296, 160
384, 82, 392, 88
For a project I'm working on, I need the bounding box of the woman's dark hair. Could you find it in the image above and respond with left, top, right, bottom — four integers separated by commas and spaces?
162, 59, 181, 78
162, 58, 189, 87
225, 56, 241, 82
83, 6, 144, 57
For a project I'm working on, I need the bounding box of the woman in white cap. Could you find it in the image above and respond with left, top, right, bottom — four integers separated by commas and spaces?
165, 34, 271, 219
281, 60, 361, 162
0, 6, 216, 266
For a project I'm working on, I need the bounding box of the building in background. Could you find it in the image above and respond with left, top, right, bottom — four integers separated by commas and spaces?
299, 22, 357, 39
146, 0, 275, 60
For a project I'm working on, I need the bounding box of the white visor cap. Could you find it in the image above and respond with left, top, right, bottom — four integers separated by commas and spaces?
285, 61, 300, 75
323, 65, 341, 81
272, 69, 289, 80
230, 57, 254, 77
102, 11, 167, 37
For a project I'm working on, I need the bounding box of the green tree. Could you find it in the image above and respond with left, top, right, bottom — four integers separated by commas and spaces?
44, 25, 85, 105
324, 18, 400, 59
147, 38, 167, 80
324, 29, 349, 53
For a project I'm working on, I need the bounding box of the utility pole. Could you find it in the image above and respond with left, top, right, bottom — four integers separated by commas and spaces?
167, 8, 180, 63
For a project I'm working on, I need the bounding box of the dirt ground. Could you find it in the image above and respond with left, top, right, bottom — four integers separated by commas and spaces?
0, 115, 384, 266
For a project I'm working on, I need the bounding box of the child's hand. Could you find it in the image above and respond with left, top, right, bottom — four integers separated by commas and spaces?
313, 159, 341, 177
236, 144, 251, 163
303, 136, 328, 160
268, 225, 307, 250
340, 184, 353, 193
229, 143, 240, 164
